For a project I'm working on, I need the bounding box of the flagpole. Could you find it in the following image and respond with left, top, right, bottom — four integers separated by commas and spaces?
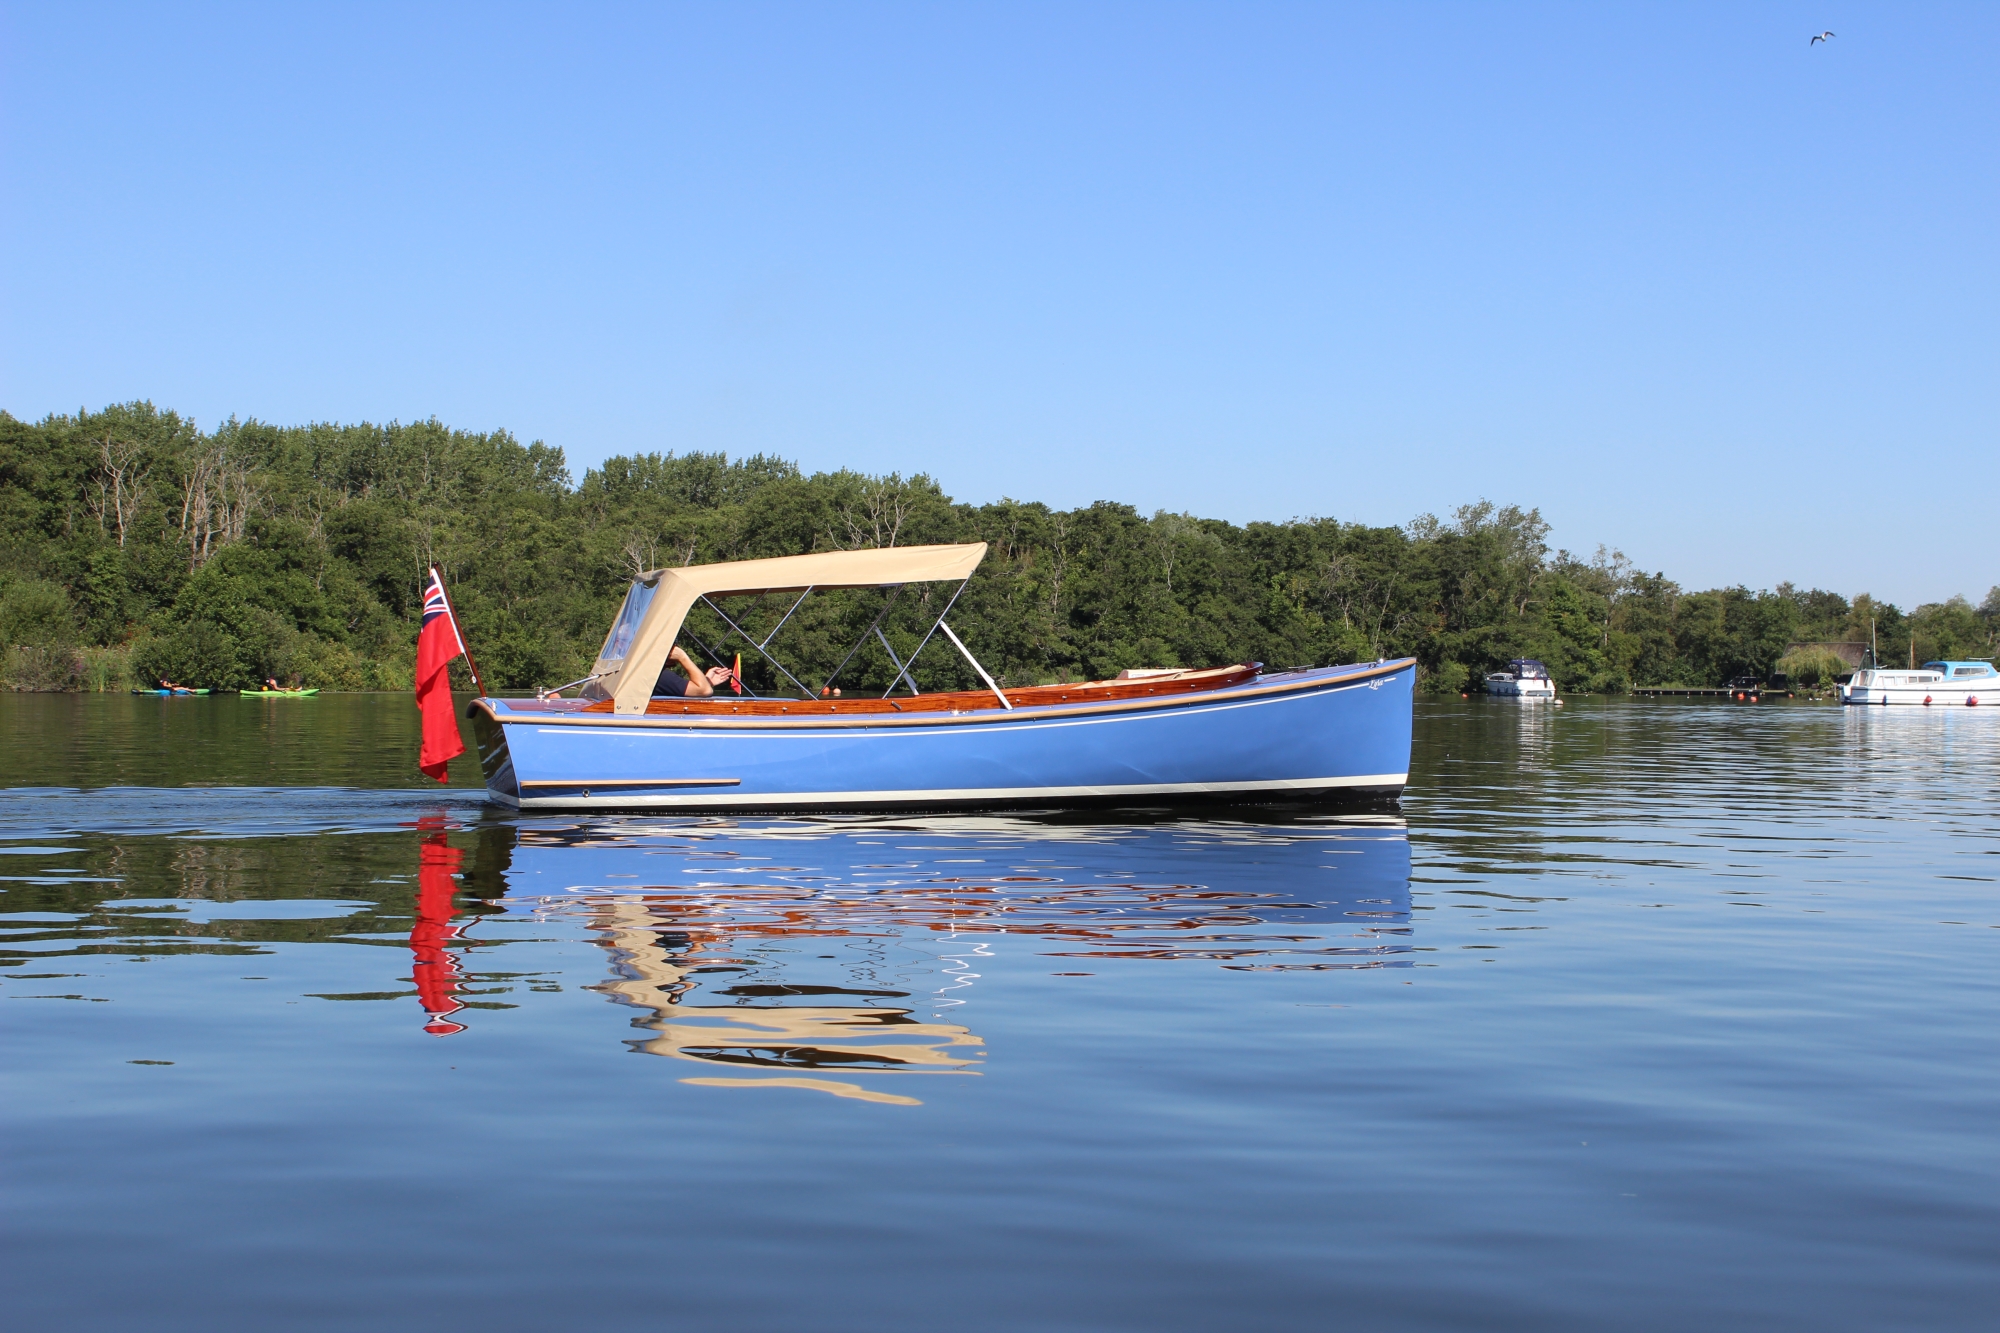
430, 564, 489, 699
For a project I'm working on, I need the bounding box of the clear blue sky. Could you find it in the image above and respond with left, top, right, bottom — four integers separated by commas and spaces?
3, 3, 1993, 608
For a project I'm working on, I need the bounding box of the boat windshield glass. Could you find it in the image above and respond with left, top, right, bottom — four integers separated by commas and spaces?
599, 579, 659, 662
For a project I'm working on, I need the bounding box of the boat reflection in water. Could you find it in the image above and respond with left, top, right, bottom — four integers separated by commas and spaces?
479, 813, 1413, 1104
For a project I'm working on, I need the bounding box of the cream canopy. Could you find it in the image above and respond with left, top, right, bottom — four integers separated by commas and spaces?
589, 542, 989, 714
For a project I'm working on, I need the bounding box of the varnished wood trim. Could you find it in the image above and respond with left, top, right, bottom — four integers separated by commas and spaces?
516, 777, 742, 789
582, 663, 1261, 717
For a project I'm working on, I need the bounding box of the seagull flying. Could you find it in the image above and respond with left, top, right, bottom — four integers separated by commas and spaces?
1810, 31, 1834, 45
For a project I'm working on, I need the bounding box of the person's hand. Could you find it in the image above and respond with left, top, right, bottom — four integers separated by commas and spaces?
705, 666, 733, 686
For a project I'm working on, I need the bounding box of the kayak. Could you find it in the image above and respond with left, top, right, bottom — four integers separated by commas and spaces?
131, 688, 210, 696
240, 689, 320, 697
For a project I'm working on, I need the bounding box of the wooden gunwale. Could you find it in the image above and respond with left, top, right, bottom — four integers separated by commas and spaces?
597, 662, 1258, 716
517, 777, 742, 789
469, 659, 1413, 732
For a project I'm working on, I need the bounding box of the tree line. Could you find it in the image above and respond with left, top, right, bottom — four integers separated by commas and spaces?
2, 402, 1994, 695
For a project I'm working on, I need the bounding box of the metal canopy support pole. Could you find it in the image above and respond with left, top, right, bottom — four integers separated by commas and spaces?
819, 586, 903, 697
699, 596, 817, 699
757, 587, 813, 650
882, 577, 972, 699
938, 620, 1011, 710
537, 671, 602, 701
875, 628, 921, 696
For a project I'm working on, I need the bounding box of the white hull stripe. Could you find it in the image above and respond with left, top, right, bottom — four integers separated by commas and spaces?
490, 772, 1409, 810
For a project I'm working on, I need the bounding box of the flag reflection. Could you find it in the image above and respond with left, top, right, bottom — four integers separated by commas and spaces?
410, 821, 471, 1036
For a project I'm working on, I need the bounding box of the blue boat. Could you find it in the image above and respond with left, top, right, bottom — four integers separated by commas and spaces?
467, 543, 1414, 812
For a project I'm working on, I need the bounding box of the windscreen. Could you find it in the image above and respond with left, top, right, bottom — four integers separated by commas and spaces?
599, 579, 659, 662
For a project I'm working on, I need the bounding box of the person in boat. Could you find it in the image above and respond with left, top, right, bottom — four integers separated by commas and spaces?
265, 678, 280, 691
653, 645, 733, 698
159, 678, 185, 693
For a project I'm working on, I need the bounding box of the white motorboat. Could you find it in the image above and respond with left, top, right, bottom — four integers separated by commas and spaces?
1841, 660, 1995, 707
1485, 659, 1556, 699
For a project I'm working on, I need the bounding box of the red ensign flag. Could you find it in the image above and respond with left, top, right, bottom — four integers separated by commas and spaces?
415, 568, 467, 782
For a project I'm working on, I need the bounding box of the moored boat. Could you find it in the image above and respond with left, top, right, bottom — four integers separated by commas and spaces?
1484, 659, 1555, 698
1841, 661, 1995, 707
464, 543, 1414, 812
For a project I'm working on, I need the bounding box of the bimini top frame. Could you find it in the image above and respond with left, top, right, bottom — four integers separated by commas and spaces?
581, 543, 991, 716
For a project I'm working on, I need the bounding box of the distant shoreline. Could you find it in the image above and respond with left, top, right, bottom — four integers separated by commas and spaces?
4, 402, 1994, 697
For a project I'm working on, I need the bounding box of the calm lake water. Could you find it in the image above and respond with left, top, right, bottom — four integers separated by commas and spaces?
4, 693, 1998, 1331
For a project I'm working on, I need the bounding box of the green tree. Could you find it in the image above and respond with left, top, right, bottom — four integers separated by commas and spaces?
4, 402, 1986, 695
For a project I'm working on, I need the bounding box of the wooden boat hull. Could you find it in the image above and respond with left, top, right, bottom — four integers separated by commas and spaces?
469, 660, 1415, 812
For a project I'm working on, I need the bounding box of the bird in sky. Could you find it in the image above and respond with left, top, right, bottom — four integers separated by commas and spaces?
1810, 31, 1835, 45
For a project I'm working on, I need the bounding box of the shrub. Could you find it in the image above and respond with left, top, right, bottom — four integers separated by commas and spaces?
78, 644, 136, 692
1425, 660, 1470, 694
282, 635, 368, 690
366, 649, 416, 692
0, 575, 78, 651
1, 645, 84, 691
132, 620, 244, 689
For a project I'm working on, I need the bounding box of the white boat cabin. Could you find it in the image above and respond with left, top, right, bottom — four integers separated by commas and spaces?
1486, 658, 1556, 699
1842, 660, 1994, 707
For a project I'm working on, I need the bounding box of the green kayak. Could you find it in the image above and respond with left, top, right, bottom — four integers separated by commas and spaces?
240, 688, 320, 697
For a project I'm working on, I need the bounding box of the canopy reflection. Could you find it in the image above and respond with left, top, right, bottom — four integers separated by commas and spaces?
479, 813, 1413, 1101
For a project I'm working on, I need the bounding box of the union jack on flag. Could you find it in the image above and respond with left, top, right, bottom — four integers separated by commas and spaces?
420, 569, 466, 651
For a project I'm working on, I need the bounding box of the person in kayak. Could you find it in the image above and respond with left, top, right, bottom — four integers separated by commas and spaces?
653, 645, 733, 698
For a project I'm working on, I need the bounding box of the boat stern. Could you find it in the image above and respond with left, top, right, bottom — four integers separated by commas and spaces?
466, 700, 521, 805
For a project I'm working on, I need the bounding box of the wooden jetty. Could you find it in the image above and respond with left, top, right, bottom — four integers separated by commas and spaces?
1630, 685, 1800, 700
1630, 686, 1734, 697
